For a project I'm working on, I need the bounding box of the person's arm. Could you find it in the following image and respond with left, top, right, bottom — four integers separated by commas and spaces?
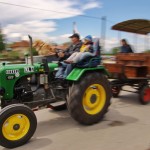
56, 46, 71, 60
64, 46, 72, 57
65, 43, 81, 56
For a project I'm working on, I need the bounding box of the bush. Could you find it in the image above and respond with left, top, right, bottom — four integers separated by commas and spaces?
32, 48, 38, 56
144, 50, 150, 53
8, 51, 20, 59
27, 48, 38, 56
110, 47, 120, 55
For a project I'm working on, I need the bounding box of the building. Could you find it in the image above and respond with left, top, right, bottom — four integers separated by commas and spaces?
10, 40, 29, 54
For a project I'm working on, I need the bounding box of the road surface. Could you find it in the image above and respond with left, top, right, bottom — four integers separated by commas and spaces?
0, 88, 150, 150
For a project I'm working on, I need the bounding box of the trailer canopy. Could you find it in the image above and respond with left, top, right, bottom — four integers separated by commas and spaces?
112, 19, 150, 35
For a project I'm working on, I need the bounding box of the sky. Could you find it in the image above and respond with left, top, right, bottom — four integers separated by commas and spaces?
0, 0, 150, 52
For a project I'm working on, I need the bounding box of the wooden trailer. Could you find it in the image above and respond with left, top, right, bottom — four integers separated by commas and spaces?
104, 19, 150, 104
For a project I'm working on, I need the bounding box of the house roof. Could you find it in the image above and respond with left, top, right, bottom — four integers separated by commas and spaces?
112, 19, 150, 35
11, 40, 29, 48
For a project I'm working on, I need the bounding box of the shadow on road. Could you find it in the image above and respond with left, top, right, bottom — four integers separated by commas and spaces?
35, 108, 138, 138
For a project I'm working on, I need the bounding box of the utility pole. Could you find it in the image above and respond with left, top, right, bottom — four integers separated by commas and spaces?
73, 22, 79, 34
118, 31, 122, 46
101, 16, 107, 51
73, 22, 76, 34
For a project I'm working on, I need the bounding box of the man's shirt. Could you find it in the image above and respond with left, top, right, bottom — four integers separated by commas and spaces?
64, 41, 82, 58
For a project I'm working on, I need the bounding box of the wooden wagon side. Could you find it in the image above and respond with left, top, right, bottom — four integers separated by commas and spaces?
104, 53, 150, 79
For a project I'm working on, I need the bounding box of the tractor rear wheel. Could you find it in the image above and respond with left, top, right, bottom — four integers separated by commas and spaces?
67, 72, 111, 125
0, 104, 37, 149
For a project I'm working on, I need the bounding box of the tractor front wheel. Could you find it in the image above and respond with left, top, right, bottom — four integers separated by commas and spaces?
67, 72, 111, 125
0, 104, 37, 149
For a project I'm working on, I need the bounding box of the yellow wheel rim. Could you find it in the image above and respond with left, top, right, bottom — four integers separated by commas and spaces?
2, 114, 30, 141
82, 84, 106, 115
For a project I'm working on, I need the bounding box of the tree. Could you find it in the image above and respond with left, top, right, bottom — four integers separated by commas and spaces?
31, 47, 38, 56
111, 47, 120, 55
0, 28, 5, 51
143, 49, 150, 53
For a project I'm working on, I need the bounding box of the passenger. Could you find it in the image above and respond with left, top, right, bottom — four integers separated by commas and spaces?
120, 39, 134, 53
64, 35, 94, 64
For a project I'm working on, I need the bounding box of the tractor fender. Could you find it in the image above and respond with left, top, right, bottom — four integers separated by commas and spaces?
66, 66, 109, 81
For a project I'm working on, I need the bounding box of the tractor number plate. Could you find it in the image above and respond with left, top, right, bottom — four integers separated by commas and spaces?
6, 75, 15, 80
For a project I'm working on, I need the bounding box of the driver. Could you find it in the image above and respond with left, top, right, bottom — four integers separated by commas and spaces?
55, 33, 82, 80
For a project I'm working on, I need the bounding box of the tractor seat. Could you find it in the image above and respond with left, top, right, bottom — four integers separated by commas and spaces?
76, 38, 101, 68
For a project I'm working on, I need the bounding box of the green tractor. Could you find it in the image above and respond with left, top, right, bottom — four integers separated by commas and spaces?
0, 36, 111, 148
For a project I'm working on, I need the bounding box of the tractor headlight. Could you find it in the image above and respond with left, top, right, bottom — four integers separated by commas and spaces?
0, 87, 5, 96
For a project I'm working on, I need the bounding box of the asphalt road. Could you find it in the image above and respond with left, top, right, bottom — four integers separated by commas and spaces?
1, 88, 150, 150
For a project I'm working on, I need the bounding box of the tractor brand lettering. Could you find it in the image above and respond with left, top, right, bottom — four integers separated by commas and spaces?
6, 76, 15, 80
24, 67, 34, 73
39, 69, 44, 72
6, 70, 19, 74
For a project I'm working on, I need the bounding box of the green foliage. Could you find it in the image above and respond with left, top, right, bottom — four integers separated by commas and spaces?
0, 52, 9, 58
27, 47, 38, 56
8, 51, 20, 59
31, 48, 38, 56
110, 47, 120, 55
0, 32, 5, 51
0, 51, 20, 59
143, 49, 150, 53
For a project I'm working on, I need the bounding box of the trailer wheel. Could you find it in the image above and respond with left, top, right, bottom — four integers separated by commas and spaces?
0, 104, 37, 149
67, 72, 111, 125
139, 86, 150, 105
112, 86, 121, 98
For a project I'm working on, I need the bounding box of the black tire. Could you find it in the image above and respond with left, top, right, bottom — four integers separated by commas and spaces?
139, 85, 150, 105
112, 86, 121, 98
14, 78, 33, 103
67, 72, 111, 125
0, 104, 37, 149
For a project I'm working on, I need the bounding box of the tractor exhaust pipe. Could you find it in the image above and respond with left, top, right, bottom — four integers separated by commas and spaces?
28, 35, 34, 65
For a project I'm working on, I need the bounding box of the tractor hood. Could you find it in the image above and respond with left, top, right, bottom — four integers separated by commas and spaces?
0, 62, 58, 100
0, 62, 58, 74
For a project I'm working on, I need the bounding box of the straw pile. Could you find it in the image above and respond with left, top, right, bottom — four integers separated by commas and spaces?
33, 40, 56, 56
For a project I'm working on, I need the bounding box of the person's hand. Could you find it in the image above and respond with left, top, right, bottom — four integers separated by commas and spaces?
58, 52, 65, 58
47, 52, 56, 56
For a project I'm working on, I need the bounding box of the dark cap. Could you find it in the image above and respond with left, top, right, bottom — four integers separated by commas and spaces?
69, 33, 80, 39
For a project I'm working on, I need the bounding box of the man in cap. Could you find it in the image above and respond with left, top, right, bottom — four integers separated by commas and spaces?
56, 33, 82, 80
